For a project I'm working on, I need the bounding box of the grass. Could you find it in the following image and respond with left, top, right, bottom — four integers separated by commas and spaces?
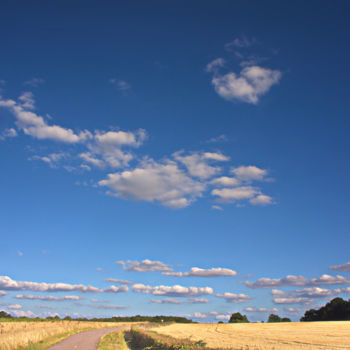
149, 321, 350, 349
0, 320, 132, 350
124, 328, 211, 350
98, 329, 130, 350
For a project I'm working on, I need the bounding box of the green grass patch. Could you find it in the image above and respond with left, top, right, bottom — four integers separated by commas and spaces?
99, 330, 129, 350
124, 328, 210, 350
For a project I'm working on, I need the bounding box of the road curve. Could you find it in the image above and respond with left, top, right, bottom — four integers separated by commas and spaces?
48, 326, 128, 350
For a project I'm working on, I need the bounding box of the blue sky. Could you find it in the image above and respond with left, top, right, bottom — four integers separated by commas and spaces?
1, 0, 350, 322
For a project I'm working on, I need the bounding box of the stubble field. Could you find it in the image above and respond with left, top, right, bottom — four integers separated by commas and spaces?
150, 321, 350, 349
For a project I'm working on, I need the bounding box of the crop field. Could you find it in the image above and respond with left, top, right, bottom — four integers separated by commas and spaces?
0, 320, 131, 350
150, 321, 350, 349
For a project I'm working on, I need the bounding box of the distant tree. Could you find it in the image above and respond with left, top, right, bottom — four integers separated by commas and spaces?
0, 310, 13, 318
267, 314, 281, 323
301, 297, 350, 321
218, 321, 224, 324
281, 317, 291, 322
229, 312, 249, 323
64, 315, 72, 320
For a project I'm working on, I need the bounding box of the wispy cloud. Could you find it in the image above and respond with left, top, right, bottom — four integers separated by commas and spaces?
23, 78, 45, 87
104, 278, 132, 285
109, 79, 131, 91
14, 294, 83, 301
244, 307, 278, 313
0, 128, 17, 140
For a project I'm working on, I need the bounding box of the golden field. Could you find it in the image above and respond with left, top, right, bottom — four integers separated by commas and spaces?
150, 321, 350, 349
0, 320, 132, 350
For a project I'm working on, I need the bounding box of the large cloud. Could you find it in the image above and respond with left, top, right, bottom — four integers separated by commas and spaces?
0, 276, 128, 294
99, 159, 205, 208
132, 283, 213, 297
14, 294, 83, 301
163, 267, 237, 277
245, 274, 350, 289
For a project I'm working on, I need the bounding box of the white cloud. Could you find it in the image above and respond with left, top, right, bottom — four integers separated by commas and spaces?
132, 283, 214, 297
211, 186, 258, 202
244, 307, 278, 313
231, 166, 268, 182
17, 251, 23, 257
0, 128, 17, 140
0, 291, 6, 297
104, 278, 132, 285
151, 298, 184, 304
250, 194, 273, 206
7, 304, 22, 310
31, 152, 67, 168
11, 309, 37, 318
99, 159, 205, 208
206, 134, 228, 143
14, 294, 83, 301
245, 274, 350, 289
18, 92, 35, 109
91, 304, 127, 310
206, 58, 225, 73
174, 152, 222, 180
211, 176, 240, 187
215, 314, 230, 320
189, 298, 209, 304
118, 259, 172, 272
192, 312, 207, 319
163, 267, 237, 277
215, 292, 252, 303
0, 276, 127, 294
211, 205, 223, 210
203, 152, 230, 162
211, 66, 281, 104
330, 262, 350, 272
225, 36, 255, 50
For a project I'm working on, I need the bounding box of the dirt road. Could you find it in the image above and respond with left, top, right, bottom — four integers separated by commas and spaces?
48, 326, 128, 350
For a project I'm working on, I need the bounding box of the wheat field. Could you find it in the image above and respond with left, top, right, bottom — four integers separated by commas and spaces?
151, 321, 350, 349
0, 320, 131, 350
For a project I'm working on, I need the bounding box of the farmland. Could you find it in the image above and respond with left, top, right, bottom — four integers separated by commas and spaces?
148, 321, 350, 349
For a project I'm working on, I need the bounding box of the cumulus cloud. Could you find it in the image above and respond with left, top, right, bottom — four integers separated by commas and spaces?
99, 159, 205, 208
118, 259, 172, 272
330, 262, 350, 272
104, 278, 132, 285
151, 298, 184, 304
6, 304, 22, 310
11, 310, 37, 318
0, 291, 7, 297
31, 152, 67, 168
0, 276, 128, 294
211, 66, 281, 104
132, 283, 213, 297
250, 194, 273, 205
14, 294, 83, 301
211, 176, 240, 187
245, 274, 350, 289
215, 314, 231, 320
163, 267, 237, 277
211, 186, 258, 202
231, 166, 268, 182
173, 151, 223, 179
215, 292, 252, 303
